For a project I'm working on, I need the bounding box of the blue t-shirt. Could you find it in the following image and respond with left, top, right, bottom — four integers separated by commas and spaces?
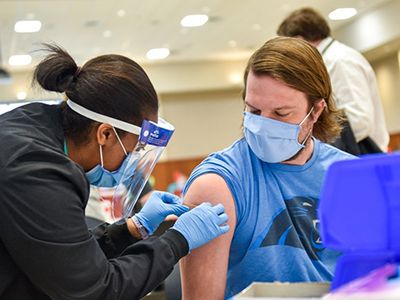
184, 138, 354, 298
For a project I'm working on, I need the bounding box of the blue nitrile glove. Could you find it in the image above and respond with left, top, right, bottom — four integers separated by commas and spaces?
135, 191, 189, 235
172, 202, 229, 251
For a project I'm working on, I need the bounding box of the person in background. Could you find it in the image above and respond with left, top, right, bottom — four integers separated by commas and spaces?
136, 181, 154, 204
277, 7, 389, 155
0, 44, 229, 300
167, 171, 188, 197
179, 37, 354, 299
85, 181, 154, 228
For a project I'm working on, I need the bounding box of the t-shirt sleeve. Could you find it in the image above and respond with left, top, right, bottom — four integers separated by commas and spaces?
183, 150, 246, 220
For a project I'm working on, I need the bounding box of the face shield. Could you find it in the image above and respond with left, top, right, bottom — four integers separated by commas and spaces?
66, 100, 174, 223
111, 118, 174, 222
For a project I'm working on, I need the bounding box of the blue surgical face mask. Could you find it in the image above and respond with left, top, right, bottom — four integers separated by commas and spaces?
243, 107, 314, 163
85, 128, 134, 187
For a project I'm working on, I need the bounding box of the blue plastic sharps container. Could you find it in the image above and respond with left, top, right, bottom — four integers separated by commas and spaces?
319, 153, 400, 290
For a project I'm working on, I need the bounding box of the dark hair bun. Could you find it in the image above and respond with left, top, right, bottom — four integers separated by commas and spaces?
34, 44, 79, 93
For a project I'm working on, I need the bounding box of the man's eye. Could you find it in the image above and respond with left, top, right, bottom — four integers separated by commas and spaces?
250, 110, 261, 115
276, 111, 290, 117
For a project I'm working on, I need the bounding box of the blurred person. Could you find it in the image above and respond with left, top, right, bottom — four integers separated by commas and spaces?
85, 181, 154, 227
0, 44, 229, 299
167, 171, 188, 197
277, 7, 389, 155
180, 37, 354, 299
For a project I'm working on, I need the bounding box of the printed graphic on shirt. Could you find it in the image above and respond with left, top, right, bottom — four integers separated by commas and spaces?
261, 197, 324, 260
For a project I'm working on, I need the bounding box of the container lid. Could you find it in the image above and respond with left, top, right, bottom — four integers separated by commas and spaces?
319, 153, 400, 252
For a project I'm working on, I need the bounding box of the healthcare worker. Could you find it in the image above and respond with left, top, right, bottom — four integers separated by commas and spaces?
0, 45, 229, 300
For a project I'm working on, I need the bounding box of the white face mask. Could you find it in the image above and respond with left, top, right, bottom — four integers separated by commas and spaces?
243, 107, 314, 163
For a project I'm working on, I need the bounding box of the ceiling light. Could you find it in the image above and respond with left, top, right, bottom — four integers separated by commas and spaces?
17, 91, 27, 100
180, 14, 208, 27
9, 55, 32, 66
117, 9, 126, 17
146, 48, 170, 60
103, 30, 112, 38
328, 8, 357, 20
14, 20, 42, 33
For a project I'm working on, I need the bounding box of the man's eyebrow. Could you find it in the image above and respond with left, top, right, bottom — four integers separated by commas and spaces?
245, 102, 258, 109
246, 102, 295, 110
245, 102, 297, 110
275, 106, 295, 110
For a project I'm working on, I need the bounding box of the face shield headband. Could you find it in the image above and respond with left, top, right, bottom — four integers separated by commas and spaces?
66, 99, 142, 135
66, 99, 175, 222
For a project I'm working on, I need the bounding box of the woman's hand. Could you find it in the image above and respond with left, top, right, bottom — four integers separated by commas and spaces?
134, 191, 189, 235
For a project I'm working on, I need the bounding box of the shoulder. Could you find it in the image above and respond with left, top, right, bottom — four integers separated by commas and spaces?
0, 102, 60, 126
184, 173, 233, 205
184, 138, 252, 196
0, 103, 87, 208
1, 143, 86, 193
326, 40, 371, 69
326, 40, 357, 58
182, 139, 252, 215
190, 138, 250, 178
0, 103, 63, 167
317, 141, 356, 167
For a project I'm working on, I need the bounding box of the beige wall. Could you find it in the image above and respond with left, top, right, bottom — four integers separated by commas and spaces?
334, 0, 400, 53
0, 70, 40, 101
0, 59, 248, 102
371, 52, 400, 134
2, 46, 399, 162
159, 89, 244, 160
144, 59, 247, 94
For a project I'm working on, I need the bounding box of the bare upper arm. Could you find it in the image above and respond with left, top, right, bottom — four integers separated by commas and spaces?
180, 173, 236, 300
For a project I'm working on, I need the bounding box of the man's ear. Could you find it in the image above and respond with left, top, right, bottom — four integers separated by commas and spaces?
311, 99, 326, 123
96, 123, 114, 146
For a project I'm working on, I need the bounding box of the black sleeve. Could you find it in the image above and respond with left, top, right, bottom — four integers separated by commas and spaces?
90, 221, 140, 258
0, 152, 189, 300
140, 181, 153, 197
133, 181, 154, 213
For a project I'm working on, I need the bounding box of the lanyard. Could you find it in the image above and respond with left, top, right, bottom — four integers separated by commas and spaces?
63, 139, 68, 155
321, 38, 335, 56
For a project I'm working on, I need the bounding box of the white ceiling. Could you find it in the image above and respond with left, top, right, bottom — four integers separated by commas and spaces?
0, 0, 393, 71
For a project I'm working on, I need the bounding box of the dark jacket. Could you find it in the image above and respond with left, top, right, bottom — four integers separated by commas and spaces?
0, 103, 188, 300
